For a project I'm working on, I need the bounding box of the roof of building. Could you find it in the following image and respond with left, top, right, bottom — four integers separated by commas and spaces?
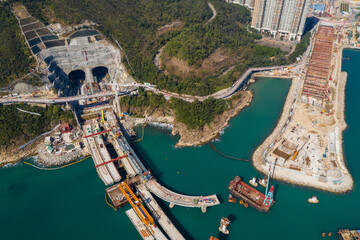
65, 144, 75, 151
60, 123, 71, 133
60, 123, 70, 128
312, 3, 326, 12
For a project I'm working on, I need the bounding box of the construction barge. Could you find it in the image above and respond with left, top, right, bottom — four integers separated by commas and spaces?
228, 176, 274, 212
337, 229, 360, 240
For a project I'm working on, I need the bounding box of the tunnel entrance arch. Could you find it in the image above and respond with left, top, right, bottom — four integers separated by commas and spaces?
68, 70, 85, 95
92, 66, 108, 83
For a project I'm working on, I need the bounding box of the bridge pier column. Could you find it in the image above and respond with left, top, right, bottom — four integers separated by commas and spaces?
169, 203, 175, 208
84, 67, 95, 94
201, 205, 207, 213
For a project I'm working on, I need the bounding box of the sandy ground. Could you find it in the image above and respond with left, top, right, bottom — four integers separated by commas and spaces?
255, 38, 295, 53
252, 47, 353, 193
161, 49, 235, 79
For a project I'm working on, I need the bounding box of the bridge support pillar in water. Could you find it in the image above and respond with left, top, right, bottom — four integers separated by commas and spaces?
169, 203, 175, 208
201, 205, 207, 213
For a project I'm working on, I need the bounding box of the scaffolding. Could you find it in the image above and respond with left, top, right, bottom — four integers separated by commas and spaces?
302, 26, 337, 99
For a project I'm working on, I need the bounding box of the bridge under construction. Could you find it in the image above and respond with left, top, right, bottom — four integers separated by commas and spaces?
83, 108, 219, 239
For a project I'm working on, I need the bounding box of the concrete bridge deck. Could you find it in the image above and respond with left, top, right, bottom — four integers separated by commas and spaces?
0, 89, 135, 104
137, 184, 185, 240
125, 209, 155, 240
145, 180, 220, 209
84, 134, 114, 185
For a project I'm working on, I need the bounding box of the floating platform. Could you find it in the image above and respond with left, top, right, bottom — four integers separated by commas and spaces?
229, 176, 274, 212
337, 229, 360, 240
105, 183, 128, 209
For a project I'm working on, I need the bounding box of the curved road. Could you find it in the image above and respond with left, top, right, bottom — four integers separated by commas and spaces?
145, 179, 220, 208
206, 2, 217, 24
0, 64, 292, 105
0, 89, 137, 104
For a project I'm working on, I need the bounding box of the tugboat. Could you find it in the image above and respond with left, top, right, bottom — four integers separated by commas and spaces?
219, 217, 230, 234
249, 177, 258, 187
308, 196, 319, 204
258, 177, 267, 187
209, 237, 219, 240
228, 194, 237, 203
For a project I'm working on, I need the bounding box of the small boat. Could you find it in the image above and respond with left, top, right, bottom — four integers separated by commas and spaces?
308, 196, 319, 204
249, 177, 258, 187
328, 232, 332, 237
322, 232, 326, 237
209, 237, 219, 240
239, 199, 244, 205
219, 217, 230, 234
258, 177, 267, 187
228, 194, 237, 203
244, 202, 249, 208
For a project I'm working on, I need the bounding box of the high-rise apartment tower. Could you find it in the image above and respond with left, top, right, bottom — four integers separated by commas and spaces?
251, 0, 311, 40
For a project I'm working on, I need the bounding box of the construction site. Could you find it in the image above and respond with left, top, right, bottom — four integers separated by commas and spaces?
11, 4, 135, 99
9, 5, 222, 239
254, 23, 354, 192
81, 108, 219, 240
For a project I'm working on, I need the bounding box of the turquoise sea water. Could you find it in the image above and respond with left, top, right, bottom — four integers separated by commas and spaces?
1, 50, 360, 239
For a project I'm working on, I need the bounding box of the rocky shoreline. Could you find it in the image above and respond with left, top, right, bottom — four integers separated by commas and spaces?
123, 91, 253, 147
0, 137, 43, 167
37, 144, 85, 167
1, 89, 251, 166
173, 91, 253, 147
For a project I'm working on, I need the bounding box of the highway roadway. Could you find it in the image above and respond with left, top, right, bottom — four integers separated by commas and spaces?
143, 65, 294, 102
0, 89, 137, 104
0, 63, 302, 106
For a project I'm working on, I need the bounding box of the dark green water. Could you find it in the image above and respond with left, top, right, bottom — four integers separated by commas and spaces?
1, 50, 360, 239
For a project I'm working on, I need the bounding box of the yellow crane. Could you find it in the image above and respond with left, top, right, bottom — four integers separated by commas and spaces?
100, 109, 105, 123
292, 151, 298, 160
119, 182, 154, 230
291, 138, 310, 161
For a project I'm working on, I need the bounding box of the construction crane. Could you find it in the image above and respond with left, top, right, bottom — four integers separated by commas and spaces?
323, 147, 328, 158
32, 90, 40, 96
119, 182, 154, 231
292, 151, 299, 160
262, 162, 274, 208
291, 138, 309, 160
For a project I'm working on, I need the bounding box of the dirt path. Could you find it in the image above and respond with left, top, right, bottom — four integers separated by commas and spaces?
206, 2, 217, 24
154, 46, 164, 71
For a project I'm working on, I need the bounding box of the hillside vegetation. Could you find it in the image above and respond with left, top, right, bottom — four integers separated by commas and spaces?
17, 0, 295, 96
0, 104, 74, 148
121, 87, 230, 129
0, 3, 34, 87
162, 0, 289, 95
18, 0, 212, 90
